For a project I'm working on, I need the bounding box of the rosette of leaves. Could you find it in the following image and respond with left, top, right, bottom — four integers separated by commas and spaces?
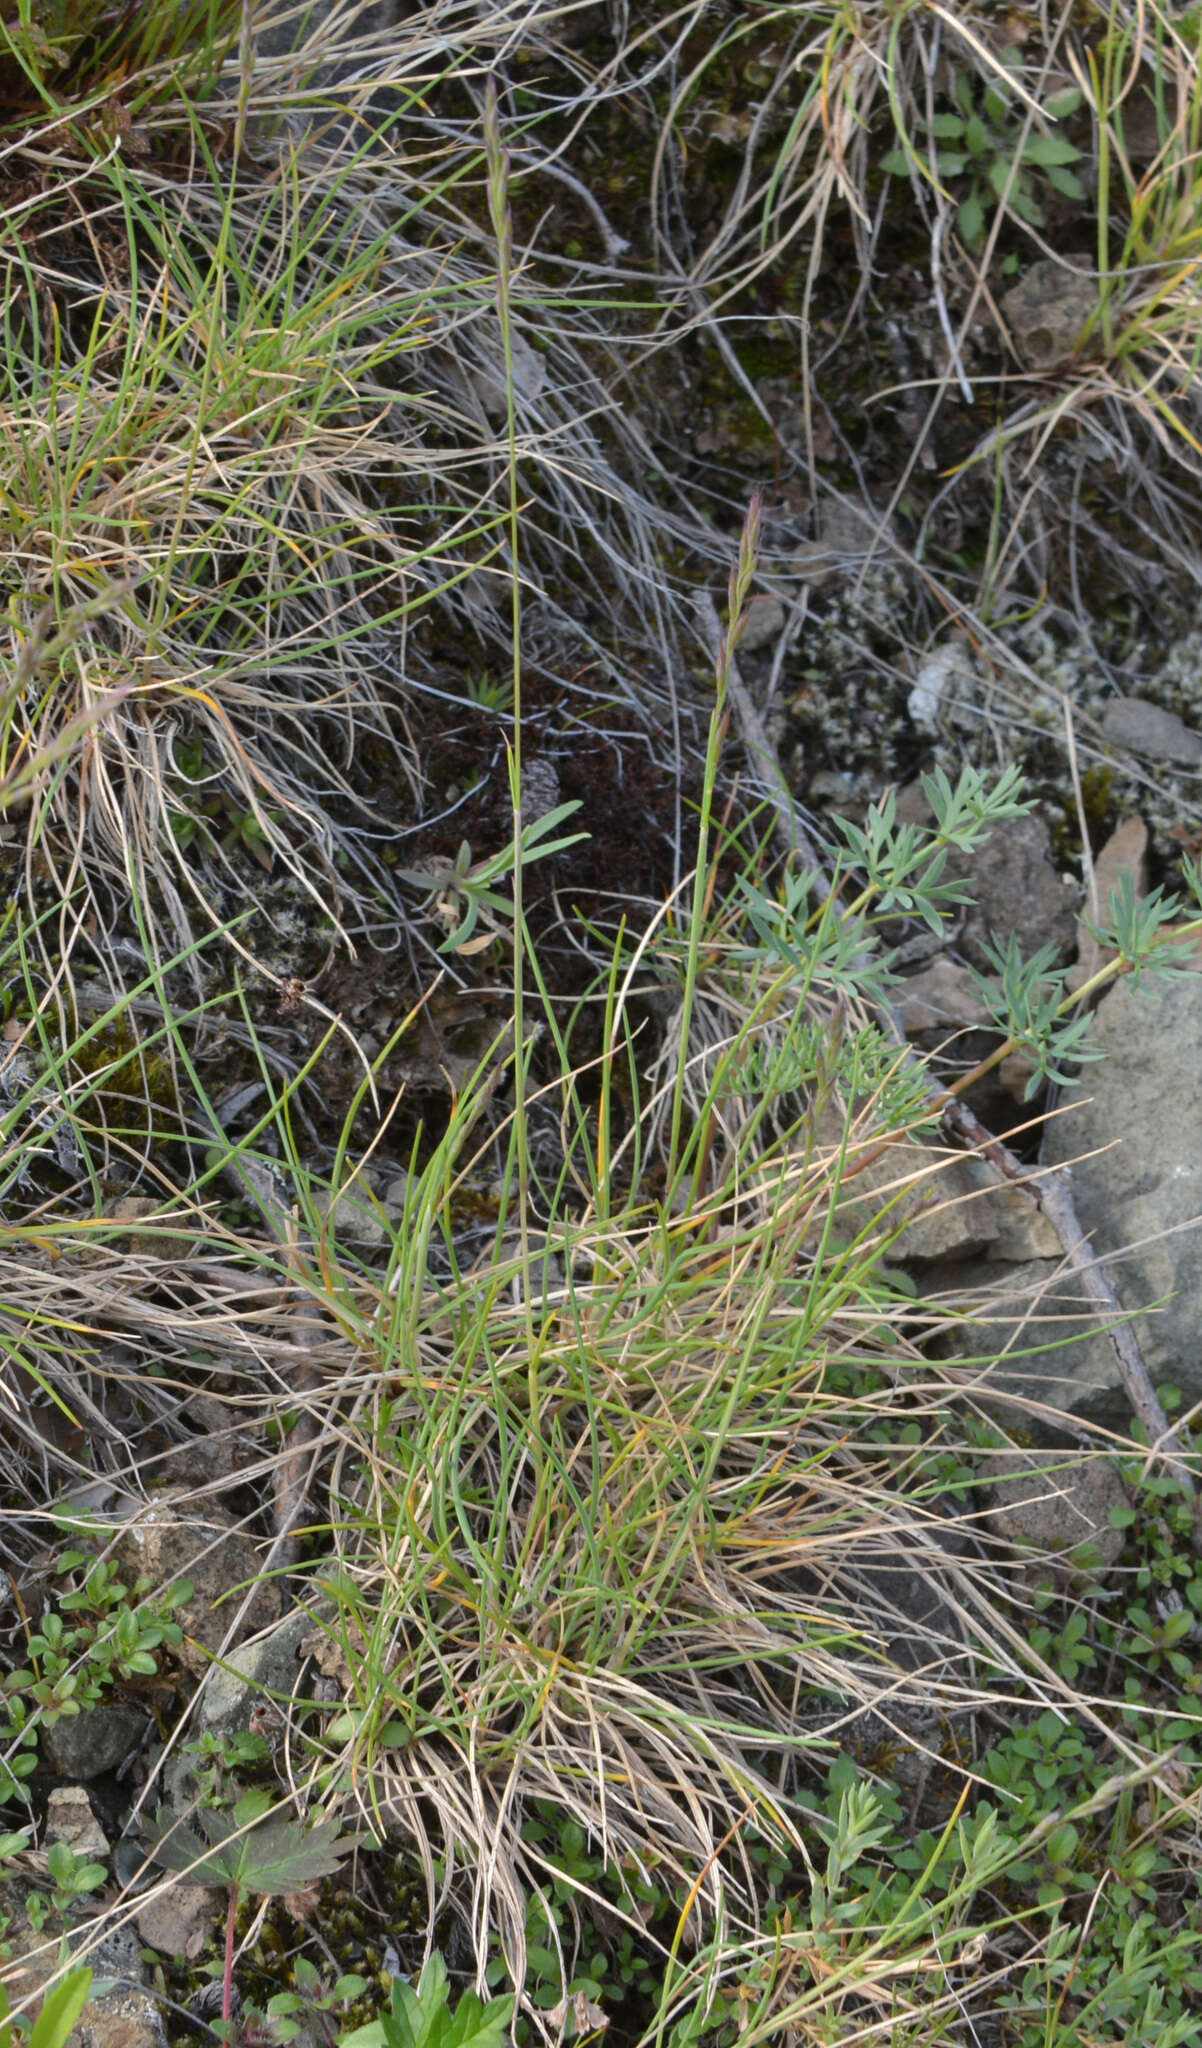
883, 67, 1084, 250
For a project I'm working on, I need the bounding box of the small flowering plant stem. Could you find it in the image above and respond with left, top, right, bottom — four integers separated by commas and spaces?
144, 1795, 359, 2036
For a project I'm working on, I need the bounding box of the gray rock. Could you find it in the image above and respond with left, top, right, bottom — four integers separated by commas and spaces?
72, 1927, 164, 2048
521, 756, 562, 825
466, 327, 548, 422
931, 1256, 1123, 1423
1101, 697, 1202, 766
163, 1606, 323, 1812
6, 1923, 163, 2048
191, 1608, 320, 1737
738, 594, 786, 652
896, 954, 993, 1036
1039, 951, 1202, 1410
840, 1523, 971, 1673
552, 1, 611, 46
253, 0, 400, 61
997, 1048, 1040, 1104
45, 1788, 110, 1864
792, 500, 895, 588
312, 1185, 391, 1248
43, 1708, 147, 1783
1002, 257, 1098, 370
828, 1118, 1061, 1265
136, 1880, 219, 1960
907, 639, 976, 733
246, 0, 403, 157
979, 1449, 1128, 1567
945, 811, 1079, 969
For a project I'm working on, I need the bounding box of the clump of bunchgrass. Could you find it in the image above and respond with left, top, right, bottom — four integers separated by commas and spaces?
0, 0, 733, 986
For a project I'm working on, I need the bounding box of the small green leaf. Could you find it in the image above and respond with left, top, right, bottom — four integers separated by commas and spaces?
958, 192, 986, 245
28, 1969, 93, 2048
1045, 87, 1083, 118
964, 112, 989, 157
987, 156, 1017, 201
234, 1788, 275, 1827
1045, 165, 1086, 198
1044, 1822, 1079, 1865
1022, 133, 1082, 166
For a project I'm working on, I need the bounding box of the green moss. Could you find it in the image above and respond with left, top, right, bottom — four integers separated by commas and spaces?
65, 1008, 183, 1160
1080, 761, 1116, 836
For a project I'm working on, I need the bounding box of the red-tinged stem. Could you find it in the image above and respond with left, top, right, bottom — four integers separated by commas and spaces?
222, 1882, 240, 2025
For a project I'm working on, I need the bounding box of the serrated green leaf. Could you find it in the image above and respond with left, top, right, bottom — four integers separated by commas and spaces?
143, 1810, 239, 1887
234, 1814, 358, 1896
436, 1993, 516, 2048
145, 1807, 356, 1896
